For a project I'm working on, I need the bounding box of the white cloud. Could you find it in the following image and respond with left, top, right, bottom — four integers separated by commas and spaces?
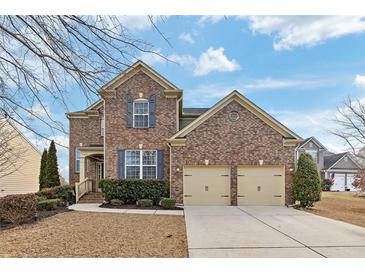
194, 47, 240, 76
197, 16, 225, 26
354, 74, 365, 88
140, 47, 240, 76
179, 32, 195, 44
116, 16, 167, 32
243, 77, 329, 90
247, 16, 365, 50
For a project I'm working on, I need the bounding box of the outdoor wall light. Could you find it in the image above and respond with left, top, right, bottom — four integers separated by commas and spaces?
205, 159, 209, 165
176, 167, 180, 172
259, 160, 264, 166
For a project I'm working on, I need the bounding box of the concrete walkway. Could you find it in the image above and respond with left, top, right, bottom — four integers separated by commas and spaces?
69, 203, 184, 216
184, 206, 365, 258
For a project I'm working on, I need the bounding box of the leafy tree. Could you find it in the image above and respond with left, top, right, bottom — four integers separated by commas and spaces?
293, 152, 321, 208
39, 149, 48, 190
45, 140, 60, 187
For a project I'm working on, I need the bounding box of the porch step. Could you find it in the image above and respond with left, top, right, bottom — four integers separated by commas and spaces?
78, 192, 104, 204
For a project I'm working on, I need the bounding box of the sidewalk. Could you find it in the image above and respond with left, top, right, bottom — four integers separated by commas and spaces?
69, 203, 184, 216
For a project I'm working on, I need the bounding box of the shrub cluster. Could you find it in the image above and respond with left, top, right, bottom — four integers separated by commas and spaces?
37, 198, 61, 211
110, 199, 124, 206
99, 179, 168, 203
137, 199, 153, 207
322, 179, 333, 191
0, 194, 38, 225
36, 185, 75, 204
160, 198, 176, 209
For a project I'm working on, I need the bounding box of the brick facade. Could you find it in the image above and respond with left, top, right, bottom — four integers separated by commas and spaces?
68, 63, 298, 205
69, 115, 103, 184
104, 71, 177, 179
170, 101, 296, 205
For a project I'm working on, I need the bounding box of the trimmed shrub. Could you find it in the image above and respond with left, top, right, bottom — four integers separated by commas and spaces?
45, 140, 60, 187
99, 179, 168, 203
136, 199, 153, 207
0, 194, 38, 225
36, 185, 75, 204
293, 152, 321, 208
322, 179, 333, 191
110, 199, 124, 206
160, 198, 176, 209
37, 198, 61, 211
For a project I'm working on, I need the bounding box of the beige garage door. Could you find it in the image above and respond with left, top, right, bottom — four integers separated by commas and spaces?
237, 166, 285, 206
183, 166, 230, 205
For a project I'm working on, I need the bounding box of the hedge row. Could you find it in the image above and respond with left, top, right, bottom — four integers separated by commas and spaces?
36, 185, 75, 204
99, 179, 168, 203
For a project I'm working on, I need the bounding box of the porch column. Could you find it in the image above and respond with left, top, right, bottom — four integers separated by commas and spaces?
79, 152, 86, 182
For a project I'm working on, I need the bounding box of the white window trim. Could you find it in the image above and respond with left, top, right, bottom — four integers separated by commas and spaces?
75, 149, 81, 173
133, 100, 149, 128
125, 149, 157, 179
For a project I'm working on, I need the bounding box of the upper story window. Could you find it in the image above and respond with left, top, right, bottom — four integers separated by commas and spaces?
133, 100, 149, 128
305, 149, 318, 163
125, 150, 157, 179
75, 149, 81, 173
100, 117, 105, 136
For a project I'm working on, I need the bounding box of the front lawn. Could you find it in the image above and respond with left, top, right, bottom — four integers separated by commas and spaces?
0, 211, 187, 258
306, 191, 365, 228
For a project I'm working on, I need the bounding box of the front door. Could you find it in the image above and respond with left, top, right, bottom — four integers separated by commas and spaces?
96, 162, 104, 192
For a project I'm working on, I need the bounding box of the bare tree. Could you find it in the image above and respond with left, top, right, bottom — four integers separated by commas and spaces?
0, 15, 168, 176
332, 97, 365, 159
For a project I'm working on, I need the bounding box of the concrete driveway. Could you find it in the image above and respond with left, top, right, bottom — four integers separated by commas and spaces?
184, 206, 365, 258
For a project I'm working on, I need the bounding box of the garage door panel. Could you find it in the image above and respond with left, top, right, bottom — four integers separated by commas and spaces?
237, 166, 285, 206
183, 166, 230, 205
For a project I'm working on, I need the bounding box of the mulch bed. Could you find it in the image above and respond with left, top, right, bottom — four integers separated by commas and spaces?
100, 203, 183, 210
0, 207, 71, 231
0, 211, 188, 257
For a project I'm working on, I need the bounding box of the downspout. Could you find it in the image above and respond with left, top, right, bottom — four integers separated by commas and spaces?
167, 142, 172, 198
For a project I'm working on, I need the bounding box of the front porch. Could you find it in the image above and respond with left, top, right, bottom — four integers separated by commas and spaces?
75, 145, 104, 202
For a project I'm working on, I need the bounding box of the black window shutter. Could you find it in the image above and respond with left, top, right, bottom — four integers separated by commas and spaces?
149, 94, 156, 128
126, 95, 133, 128
118, 150, 125, 179
157, 149, 164, 179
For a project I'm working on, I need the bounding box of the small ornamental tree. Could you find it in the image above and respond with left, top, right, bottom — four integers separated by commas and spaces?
39, 149, 48, 190
45, 140, 60, 187
353, 169, 365, 193
293, 152, 321, 208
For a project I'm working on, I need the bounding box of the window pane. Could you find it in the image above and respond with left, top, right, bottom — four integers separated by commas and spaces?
126, 150, 140, 165
143, 151, 157, 165
143, 166, 156, 179
134, 115, 148, 128
134, 102, 148, 114
126, 166, 140, 179
75, 149, 80, 172
306, 150, 318, 162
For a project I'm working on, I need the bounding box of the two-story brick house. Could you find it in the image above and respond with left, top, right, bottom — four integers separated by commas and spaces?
67, 60, 303, 206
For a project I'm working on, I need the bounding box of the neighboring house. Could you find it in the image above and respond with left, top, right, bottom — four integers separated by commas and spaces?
296, 137, 326, 170
67, 60, 304, 206
323, 152, 362, 191
297, 136, 362, 191
0, 119, 42, 197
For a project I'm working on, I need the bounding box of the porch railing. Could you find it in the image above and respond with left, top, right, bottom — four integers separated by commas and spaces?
75, 178, 92, 203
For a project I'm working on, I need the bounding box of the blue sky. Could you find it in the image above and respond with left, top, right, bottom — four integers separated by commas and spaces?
26, 16, 365, 180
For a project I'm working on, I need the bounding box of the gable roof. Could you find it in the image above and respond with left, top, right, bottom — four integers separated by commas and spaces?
168, 90, 302, 142
324, 152, 362, 170
299, 136, 326, 150
99, 60, 181, 93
